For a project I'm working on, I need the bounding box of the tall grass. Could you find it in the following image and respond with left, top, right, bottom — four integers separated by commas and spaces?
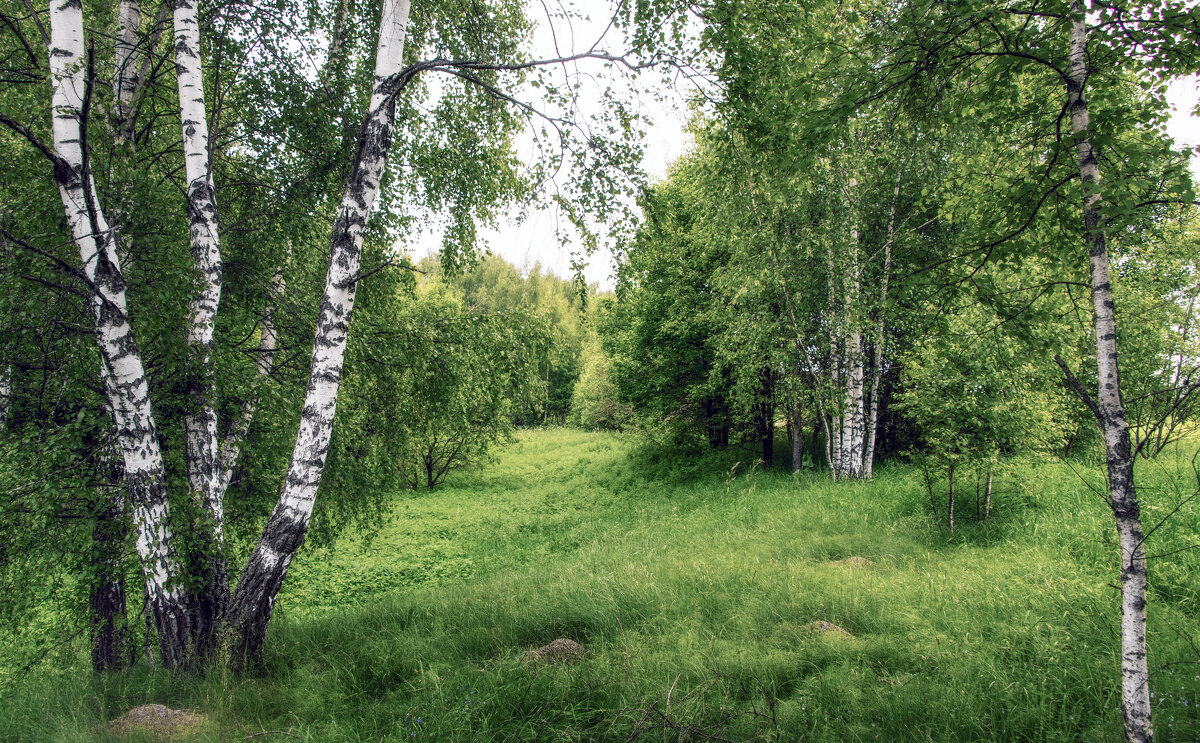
2, 430, 1198, 741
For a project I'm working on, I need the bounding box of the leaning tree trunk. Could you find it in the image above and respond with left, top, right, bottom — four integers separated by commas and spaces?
1065, 4, 1152, 741
174, 0, 228, 655
226, 0, 413, 666
47, 2, 191, 669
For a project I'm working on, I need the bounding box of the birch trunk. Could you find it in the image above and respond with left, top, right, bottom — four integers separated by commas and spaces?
90, 477, 128, 673
1066, 5, 1152, 740
835, 180, 865, 479
173, 0, 228, 652
226, 0, 413, 665
0, 363, 8, 431
864, 175, 899, 479
48, 1, 191, 668
113, 0, 141, 141
791, 399, 804, 472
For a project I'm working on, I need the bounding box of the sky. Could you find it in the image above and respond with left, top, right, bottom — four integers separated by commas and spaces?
414, 4, 1200, 292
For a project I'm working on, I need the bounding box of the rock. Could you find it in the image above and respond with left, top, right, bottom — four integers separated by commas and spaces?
108, 704, 203, 740
803, 621, 854, 638
832, 556, 875, 568
524, 638, 586, 665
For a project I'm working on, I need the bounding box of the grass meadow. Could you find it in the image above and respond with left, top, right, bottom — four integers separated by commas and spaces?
2, 429, 1199, 741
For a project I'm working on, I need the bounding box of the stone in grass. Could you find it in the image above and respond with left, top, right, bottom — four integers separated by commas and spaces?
831, 556, 875, 569
524, 638, 587, 665
108, 704, 204, 740
803, 621, 855, 638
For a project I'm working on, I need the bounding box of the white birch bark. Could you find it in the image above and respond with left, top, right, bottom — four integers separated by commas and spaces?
113, 0, 141, 141
47, 0, 190, 668
1066, 5, 1152, 741
227, 0, 412, 663
0, 363, 9, 431
174, 0, 223, 536
864, 175, 899, 479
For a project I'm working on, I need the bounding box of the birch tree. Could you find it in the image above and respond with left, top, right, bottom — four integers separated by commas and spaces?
45, 0, 192, 668
839, 1, 1198, 738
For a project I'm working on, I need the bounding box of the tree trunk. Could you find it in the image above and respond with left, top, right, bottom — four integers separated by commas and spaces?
0, 363, 9, 431
984, 466, 992, 520
90, 483, 128, 673
946, 462, 954, 535
1065, 5, 1152, 740
113, 0, 141, 141
864, 173, 898, 479
225, 0, 413, 666
48, 1, 191, 669
174, 0, 228, 656
791, 399, 804, 472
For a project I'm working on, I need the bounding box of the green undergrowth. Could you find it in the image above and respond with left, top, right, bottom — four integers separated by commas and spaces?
3, 430, 1199, 742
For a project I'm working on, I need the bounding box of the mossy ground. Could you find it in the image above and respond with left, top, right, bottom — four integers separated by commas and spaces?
3, 429, 1199, 741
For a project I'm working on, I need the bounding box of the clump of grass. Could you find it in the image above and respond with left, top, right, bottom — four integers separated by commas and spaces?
3, 430, 1198, 742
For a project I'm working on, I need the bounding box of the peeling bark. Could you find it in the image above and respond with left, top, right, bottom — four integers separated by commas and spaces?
48, 0, 190, 668
1065, 4, 1152, 740
227, 0, 413, 665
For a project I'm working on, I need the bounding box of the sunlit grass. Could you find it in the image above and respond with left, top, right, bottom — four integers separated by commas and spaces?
3, 429, 1198, 741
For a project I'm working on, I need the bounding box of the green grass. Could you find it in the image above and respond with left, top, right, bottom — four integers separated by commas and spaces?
3, 429, 1199, 742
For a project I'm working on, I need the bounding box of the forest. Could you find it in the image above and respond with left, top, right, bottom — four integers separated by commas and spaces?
0, 0, 1198, 740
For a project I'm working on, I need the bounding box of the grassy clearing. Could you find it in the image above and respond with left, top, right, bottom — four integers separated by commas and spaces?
3, 429, 1199, 742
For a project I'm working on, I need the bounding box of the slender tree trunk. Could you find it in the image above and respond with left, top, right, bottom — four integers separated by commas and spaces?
791, 398, 804, 472
113, 0, 141, 141
841, 211, 865, 477
90, 481, 128, 673
1065, 5, 1152, 740
946, 461, 954, 535
174, 0, 228, 655
48, 1, 191, 668
0, 363, 9, 431
984, 466, 992, 520
226, 0, 413, 666
864, 174, 898, 479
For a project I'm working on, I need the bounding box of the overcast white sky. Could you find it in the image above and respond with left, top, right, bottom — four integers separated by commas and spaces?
412, 4, 1200, 292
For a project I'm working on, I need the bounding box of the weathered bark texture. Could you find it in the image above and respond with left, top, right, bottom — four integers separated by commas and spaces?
174, 0, 228, 653
1065, 5, 1152, 741
226, 0, 413, 665
48, 0, 190, 668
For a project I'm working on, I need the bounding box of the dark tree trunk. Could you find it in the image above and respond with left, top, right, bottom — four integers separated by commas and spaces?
791, 400, 804, 472
90, 489, 128, 673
